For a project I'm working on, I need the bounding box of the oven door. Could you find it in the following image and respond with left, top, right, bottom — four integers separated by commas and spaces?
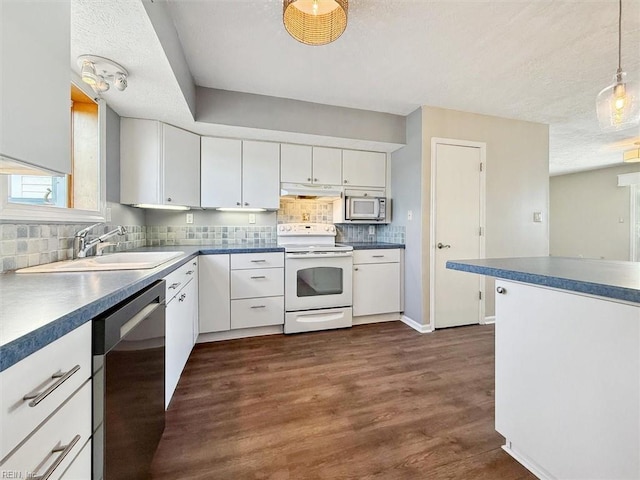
285, 252, 353, 311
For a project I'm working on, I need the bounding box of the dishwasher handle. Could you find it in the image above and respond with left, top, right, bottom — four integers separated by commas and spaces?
120, 303, 162, 339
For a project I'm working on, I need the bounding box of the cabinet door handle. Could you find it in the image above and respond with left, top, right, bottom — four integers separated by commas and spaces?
437, 243, 451, 249
250, 305, 266, 309
496, 286, 507, 294
186, 270, 194, 275
250, 259, 266, 263
250, 275, 266, 279
313, 178, 318, 182
179, 293, 186, 302
307, 177, 312, 182
236, 202, 241, 206
167, 197, 172, 202
169, 282, 181, 290
343, 180, 348, 184
372, 255, 385, 258
244, 202, 249, 206
354, 267, 359, 271
32, 434, 81, 480
23, 365, 81, 407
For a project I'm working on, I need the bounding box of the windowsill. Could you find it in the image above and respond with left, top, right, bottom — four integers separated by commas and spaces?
0, 203, 105, 224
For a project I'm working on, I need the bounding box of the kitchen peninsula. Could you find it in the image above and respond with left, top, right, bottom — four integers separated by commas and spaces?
447, 256, 640, 480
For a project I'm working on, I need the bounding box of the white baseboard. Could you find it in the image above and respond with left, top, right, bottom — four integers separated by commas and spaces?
502, 442, 555, 480
352, 312, 401, 325
401, 315, 433, 333
483, 315, 496, 325
197, 325, 283, 343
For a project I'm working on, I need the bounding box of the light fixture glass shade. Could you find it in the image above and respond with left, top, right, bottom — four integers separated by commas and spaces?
623, 147, 640, 163
283, 0, 348, 46
596, 71, 640, 131
80, 60, 98, 86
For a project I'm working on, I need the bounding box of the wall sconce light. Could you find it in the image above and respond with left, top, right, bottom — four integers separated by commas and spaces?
77, 55, 128, 93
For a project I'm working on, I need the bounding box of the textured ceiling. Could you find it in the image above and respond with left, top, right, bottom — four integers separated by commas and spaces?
72, 0, 640, 175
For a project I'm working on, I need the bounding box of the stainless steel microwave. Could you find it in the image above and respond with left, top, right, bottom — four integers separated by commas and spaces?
345, 196, 387, 222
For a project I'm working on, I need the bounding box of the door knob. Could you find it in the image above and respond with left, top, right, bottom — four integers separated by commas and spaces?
437, 242, 451, 249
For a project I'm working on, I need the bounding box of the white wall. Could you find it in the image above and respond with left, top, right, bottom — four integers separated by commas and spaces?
550, 163, 640, 261
390, 108, 423, 324
421, 107, 549, 321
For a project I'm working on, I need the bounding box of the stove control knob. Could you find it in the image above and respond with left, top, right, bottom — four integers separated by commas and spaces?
325, 226, 330, 231
278, 225, 284, 232
329, 226, 335, 232
286, 225, 292, 231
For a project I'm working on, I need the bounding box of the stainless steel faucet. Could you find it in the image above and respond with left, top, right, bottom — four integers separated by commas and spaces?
75, 224, 127, 258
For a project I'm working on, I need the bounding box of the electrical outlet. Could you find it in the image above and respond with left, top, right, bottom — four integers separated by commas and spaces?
249, 213, 256, 224
186, 213, 194, 224
302, 212, 310, 222
533, 212, 542, 223
407, 210, 413, 221
619, 217, 625, 223
368, 225, 375, 235
105, 207, 112, 222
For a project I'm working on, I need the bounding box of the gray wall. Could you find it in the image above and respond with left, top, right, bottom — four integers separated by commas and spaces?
550, 163, 639, 261
196, 87, 406, 146
390, 108, 423, 323
421, 107, 549, 321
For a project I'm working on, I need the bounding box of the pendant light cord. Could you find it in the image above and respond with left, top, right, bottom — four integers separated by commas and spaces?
618, 0, 622, 72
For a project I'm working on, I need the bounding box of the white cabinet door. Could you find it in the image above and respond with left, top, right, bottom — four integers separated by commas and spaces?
353, 262, 401, 316
120, 118, 161, 205
199, 255, 231, 333
1, 1, 71, 174
201, 137, 242, 208
342, 150, 386, 188
312, 147, 342, 185
163, 124, 200, 207
165, 281, 195, 408
242, 141, 280, 209
280, 144, 312, 183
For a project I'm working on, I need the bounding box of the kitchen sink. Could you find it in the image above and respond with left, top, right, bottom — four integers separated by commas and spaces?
16, 251, 185, 273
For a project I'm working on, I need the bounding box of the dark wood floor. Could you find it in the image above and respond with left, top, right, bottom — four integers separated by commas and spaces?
151, 322, 535, 480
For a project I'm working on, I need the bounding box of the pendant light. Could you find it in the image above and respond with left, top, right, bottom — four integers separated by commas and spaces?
596, 0, 640, 131
283, 0, 348, 46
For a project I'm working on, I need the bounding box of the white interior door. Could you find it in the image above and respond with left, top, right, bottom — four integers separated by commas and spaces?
433, 142, 484, 329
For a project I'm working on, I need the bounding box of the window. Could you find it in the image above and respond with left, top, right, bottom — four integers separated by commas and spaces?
0, 79, 105, 223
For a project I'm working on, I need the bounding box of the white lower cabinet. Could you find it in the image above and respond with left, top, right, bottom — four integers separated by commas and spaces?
199, 253, 285, 334
353, 249, 402, 317
164, 259, 198, 408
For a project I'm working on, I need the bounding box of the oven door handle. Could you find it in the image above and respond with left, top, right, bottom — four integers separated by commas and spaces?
286, 253, 353, 259
297, 311, 347, 323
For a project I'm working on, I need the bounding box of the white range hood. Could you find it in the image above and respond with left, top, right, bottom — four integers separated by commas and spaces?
280, 182, 343, 199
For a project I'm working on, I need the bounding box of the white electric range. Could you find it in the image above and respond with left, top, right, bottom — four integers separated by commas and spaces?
277, 223, 353, 334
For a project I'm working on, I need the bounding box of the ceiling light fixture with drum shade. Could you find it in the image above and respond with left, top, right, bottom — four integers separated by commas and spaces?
596, 0, 639, 132
283, 0, 348, 46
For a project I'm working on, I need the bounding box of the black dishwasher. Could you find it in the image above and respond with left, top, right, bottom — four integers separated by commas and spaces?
93, 280, 166, 480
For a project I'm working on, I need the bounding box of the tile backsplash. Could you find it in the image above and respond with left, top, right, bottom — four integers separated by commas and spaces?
145, 225, 276, 247
0, 223, 146, 273
277, 199, 334, 224
336, 224, 406, 244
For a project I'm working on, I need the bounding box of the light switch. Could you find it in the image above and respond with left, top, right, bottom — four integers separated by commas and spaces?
105, 207, 112, 222
533, 212, 542, 223
249, 213, 256, 224
368, 225, 375, 235
407, 210, 413, 221
186, 213, 194, 224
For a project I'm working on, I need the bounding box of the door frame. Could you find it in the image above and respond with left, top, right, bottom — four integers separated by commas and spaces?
430, 137, 487, 329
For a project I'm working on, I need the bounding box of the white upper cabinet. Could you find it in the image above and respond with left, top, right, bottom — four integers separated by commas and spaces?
342, 150, 386, 188
201, 138, 280, 209
242, 141, 280, 209
280, 144, 312, 183
1, 1, 71, 174
201, 137, 242, 208
312, 147, 342, 185
280, 145, 342, 186
120, 118, 200, 207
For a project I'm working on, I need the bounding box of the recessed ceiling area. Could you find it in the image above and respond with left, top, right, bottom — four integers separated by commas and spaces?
72, 0, 640, 175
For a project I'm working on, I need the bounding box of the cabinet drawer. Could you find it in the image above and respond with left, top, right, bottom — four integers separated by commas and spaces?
353, 249, 400, 264
0, 322, 91, 460
1, 381, 91, 480
231, 296, 284, 329
231, 252, 283, 270
231, 268, 284, 299
165, 258, 198, 300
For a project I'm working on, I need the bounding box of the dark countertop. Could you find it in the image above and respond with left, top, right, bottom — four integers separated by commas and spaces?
339, 242, 405, 250
0, 244, 284, 372
446, 256, 640, 304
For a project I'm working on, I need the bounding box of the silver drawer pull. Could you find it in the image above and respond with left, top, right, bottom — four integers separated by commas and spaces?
372, 255, 385, 258
179, 293, 187, 302
169, 282, 181, 290
186, 270, 194, 275
23, 365, 81, 407
250, 259, 266, 263
250, 305, 266, 309
250, 275, 266, 279
32, 434, 81, 480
